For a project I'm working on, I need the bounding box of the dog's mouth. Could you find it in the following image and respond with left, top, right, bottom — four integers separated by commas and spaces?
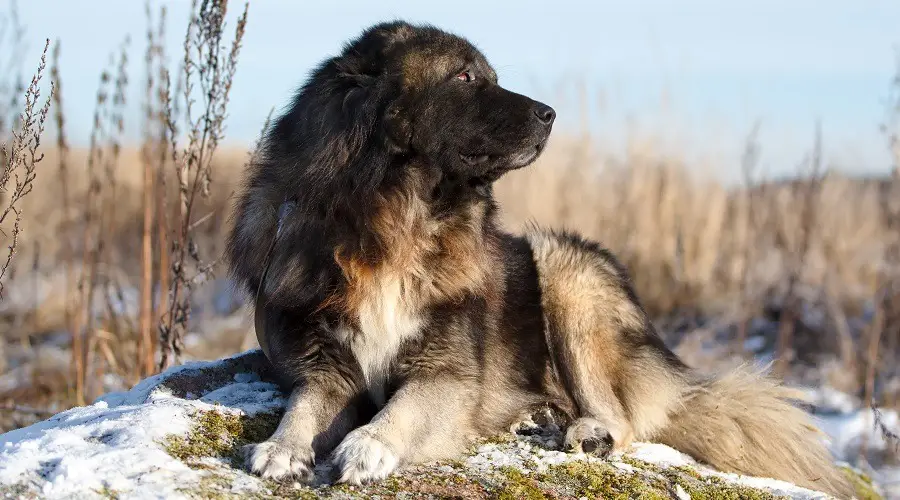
508, 141, 546, 168
459, 139, 548, 170
462, 140, 548, 193
460, 153, 490, 166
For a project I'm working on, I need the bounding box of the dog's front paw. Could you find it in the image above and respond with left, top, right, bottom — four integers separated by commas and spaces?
331, 427, 400, 485
244, 439, 315, 483
564, 417, 616, 458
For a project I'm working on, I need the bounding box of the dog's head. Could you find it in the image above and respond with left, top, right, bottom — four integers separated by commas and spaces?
270, 21, 555, 194
367, 22, 556, 184
232, 21, 554, 311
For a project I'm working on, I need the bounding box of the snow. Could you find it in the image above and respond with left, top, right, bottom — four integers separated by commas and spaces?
1, 396, 199, 498
817, 407, 899, 457
789, 385, 900, 498
0, 350, 285, 499
0, 349, 894, 499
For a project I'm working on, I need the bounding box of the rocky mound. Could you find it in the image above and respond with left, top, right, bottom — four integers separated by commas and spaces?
0, 350, 881, 499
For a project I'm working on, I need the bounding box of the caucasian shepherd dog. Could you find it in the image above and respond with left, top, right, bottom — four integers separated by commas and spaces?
226, 21, 854, 497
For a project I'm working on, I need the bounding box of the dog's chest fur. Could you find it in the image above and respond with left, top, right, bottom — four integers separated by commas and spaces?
332, 184, 491, 405
336, 273, 423, 405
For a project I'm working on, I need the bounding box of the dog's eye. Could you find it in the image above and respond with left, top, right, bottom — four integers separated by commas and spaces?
456, 71, 474, 83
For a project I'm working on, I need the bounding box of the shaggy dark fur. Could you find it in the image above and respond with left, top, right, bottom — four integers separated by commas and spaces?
226, 20, 854, 497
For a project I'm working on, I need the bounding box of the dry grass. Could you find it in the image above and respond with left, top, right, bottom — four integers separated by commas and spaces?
157, 0, 248, 371
3, 104, 900, 432
0, 0, 252, 421
7, 135, 896, 351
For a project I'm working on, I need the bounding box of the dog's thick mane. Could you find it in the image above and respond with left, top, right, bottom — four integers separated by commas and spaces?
226, 21, 497, 323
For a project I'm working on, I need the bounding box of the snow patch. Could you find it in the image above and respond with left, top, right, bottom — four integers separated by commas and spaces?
0, 350, 284, 499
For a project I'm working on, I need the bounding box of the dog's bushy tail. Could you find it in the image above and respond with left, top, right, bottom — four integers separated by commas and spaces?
655, 365, 856, 499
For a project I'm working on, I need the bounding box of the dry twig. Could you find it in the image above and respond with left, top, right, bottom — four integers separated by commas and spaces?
158, 0, 248, 370
0, 39, 53, 298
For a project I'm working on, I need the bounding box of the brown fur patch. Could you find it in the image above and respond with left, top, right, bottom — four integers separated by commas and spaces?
334, 168, 495, 323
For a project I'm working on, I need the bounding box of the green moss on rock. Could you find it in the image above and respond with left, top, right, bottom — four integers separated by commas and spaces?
353, 466, 491, 498
645, 463, 777, 500
95, 485, 121, 500
494, 466, 547, 500
182, 471, 326, 500
181, 473, 238, 499
532, 457, 782, 500
674, 475, 778, 500
537, 460, 669, 499
0, 484, 36, 500
672, 464, 703, 480
163, 408, 281, 466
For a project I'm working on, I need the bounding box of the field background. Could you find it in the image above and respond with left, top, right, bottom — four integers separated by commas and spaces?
0, 0, 899, 494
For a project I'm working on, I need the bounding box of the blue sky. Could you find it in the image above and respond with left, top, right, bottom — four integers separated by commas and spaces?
14, 0, 900, 181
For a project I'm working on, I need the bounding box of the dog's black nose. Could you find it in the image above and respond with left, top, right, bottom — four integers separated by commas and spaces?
533, 103, 556, 125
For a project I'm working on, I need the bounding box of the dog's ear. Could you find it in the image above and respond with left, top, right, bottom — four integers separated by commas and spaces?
340, 74, 377, 121
382, 97, 412, 154
329, 56, 391, 151
336, 60, 412, 156
330, 22, 416, 156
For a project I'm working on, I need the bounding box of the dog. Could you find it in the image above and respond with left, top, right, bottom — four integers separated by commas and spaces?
225, 20, 855, 498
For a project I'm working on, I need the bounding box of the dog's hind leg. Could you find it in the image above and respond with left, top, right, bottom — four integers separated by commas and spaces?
543, 302, 636, 456
526, 229, 687, 456
526, 231, 855, 497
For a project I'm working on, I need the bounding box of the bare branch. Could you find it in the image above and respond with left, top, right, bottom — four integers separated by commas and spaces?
159, 0, 249, 370
0, 39, 53, 299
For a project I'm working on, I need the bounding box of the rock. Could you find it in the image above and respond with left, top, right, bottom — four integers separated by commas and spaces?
0, 350, 882, 499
